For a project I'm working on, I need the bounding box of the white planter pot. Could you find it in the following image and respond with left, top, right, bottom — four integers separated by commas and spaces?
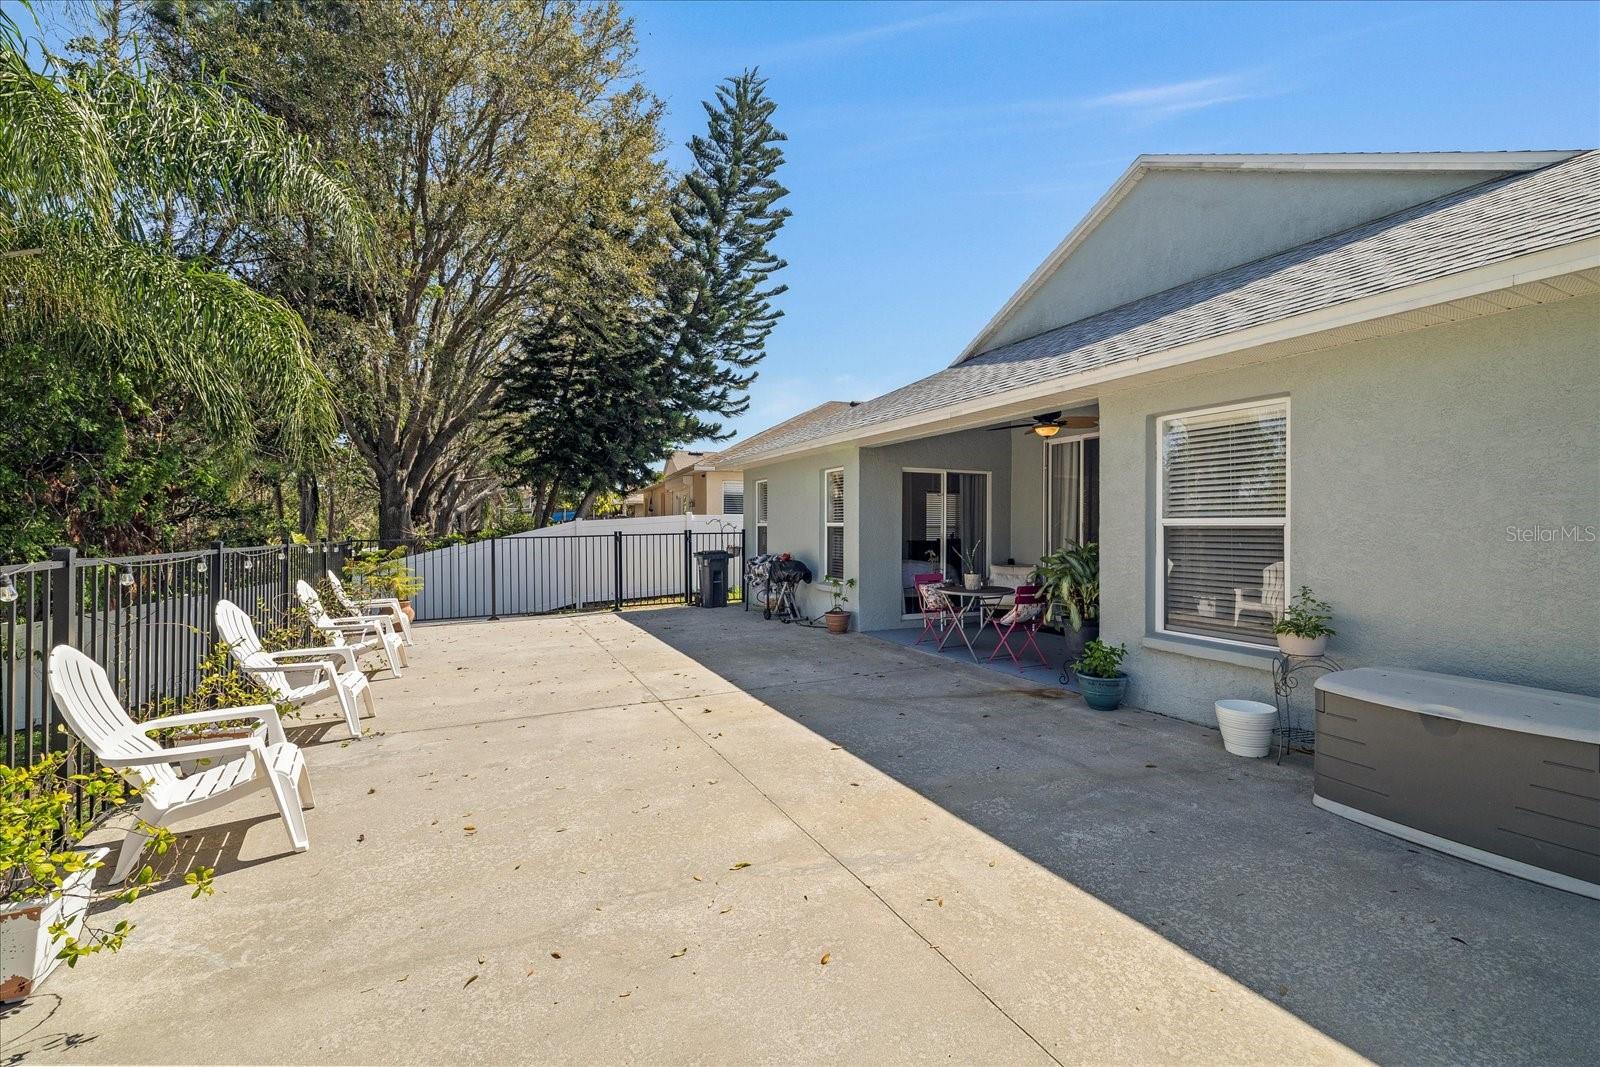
1215, 699, 1277, 758
962, 573, 981, 591
1, 847, 107, 1003
1276, 633, 1327, 657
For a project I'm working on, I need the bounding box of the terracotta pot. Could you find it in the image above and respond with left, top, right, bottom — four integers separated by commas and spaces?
824, 610, 850, 635
399, 599, 416, 623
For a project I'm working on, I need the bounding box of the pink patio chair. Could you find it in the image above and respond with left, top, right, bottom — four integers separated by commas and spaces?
913, 572, 952, 645
985, 584, 1050, 668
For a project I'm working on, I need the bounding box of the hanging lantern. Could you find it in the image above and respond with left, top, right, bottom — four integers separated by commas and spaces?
0, 575, 17, 604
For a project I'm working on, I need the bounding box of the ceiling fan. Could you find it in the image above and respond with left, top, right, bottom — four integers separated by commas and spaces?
986, 411, 1098, 438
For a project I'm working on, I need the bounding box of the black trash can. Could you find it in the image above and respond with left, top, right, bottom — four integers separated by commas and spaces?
694, 550, 730, 608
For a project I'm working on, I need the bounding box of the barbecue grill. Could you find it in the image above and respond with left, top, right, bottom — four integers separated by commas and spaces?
748, 554, 812, 623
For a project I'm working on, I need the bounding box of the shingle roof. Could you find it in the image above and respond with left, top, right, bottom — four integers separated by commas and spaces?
736, 150, 1600, 464
707, 401, 859, 469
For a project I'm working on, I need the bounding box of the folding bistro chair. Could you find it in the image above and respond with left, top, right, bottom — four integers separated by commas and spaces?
913, 572, 952, 645
985, 584, 1050, 668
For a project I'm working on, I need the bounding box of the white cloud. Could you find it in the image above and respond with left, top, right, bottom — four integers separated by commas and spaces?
762, 6, 987, 64
1080, 74, 1263, 120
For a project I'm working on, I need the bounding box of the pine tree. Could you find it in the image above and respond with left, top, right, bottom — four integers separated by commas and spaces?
664, 68, 791, 432
497, 69, 789, 515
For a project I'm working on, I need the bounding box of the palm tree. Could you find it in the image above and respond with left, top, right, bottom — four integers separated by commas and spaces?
0, 7, 367, 463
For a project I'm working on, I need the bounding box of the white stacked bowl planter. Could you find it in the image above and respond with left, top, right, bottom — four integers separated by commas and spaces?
1215, 699, 1277, 758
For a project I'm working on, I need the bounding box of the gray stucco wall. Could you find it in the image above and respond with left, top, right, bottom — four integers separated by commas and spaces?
1098, 294, 1600, 725
741, 446, 858, 620
986, 168, 1514, 351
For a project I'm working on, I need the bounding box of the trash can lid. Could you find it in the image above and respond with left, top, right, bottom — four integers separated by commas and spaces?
693, 549, 731, 559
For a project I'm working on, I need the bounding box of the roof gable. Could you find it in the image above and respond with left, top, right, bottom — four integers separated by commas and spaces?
962, 152, 1582, 360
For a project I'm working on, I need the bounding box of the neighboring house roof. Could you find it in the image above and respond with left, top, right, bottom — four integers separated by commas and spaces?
659, 450, 708, 479
706, 401, 859, 470
733, 150, 1600, 465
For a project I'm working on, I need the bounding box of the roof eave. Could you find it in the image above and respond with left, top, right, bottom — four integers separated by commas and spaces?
740, 238, 1600, 469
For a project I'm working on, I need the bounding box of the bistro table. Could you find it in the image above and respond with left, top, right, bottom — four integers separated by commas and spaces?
936, 583, 1014, 660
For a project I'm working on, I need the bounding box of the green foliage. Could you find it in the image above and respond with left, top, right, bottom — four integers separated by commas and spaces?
143, 0, 675, 541
1273, 586, 1337, 639
821, 575, 856, 613
1031, 542, 1099, 631
346, 546, 424, 601
499, 67, 789, 518
1071, 639, 1128, 680
958, 540, 985, 575
1, 753, 213, 968
0, 5, 367, 555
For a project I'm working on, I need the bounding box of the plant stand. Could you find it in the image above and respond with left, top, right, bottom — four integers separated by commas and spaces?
1271, 652, 1340, 762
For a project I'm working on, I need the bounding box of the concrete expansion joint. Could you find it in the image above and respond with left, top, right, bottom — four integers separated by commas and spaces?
572, 616, 1066, 1067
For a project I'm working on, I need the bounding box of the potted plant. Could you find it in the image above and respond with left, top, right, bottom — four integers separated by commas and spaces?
820, 575, 856, 634
153, 640, 296, 774
958, 541, 984, 591
1071, 639, 1129, 711
346, 546, 424, 622
1273, 585, 1336, 656
1031, 542, 1099, 662
2, 753, 214, 1003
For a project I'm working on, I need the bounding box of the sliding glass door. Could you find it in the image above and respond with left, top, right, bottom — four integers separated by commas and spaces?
901, 469, 989, 613
1045, 435, 1099, 552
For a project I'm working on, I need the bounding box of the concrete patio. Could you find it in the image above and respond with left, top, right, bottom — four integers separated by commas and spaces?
3, 607, 1594, 1065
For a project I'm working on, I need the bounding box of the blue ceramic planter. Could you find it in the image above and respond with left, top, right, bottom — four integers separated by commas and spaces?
1077, 673, 1127, 711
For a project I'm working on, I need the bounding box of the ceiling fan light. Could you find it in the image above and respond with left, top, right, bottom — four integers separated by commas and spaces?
1032, 423, 1061, 438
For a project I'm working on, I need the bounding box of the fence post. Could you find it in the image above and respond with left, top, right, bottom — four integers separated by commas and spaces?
683, 530, 693, 606
741, 529, 748, 612
613, 531, 623, 612
47, 546, 78, 652
279, 541, 293, 629
487, 535, 499, 621
207, 540, 225, 650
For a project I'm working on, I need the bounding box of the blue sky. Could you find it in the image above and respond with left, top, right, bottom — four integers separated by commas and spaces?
630, 0, 1599, 447
11, 0, 1598, 451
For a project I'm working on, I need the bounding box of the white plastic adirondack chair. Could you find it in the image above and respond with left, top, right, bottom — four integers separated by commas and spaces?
48, 646, 312, 883
1234, 561, 1287, 627
294, 579, 406, 676
326, 569, 414, 647
216, 600, 375, 739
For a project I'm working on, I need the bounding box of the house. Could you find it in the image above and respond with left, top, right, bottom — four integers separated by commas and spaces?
735, 150, 1600, 725
622, 401, 859, 521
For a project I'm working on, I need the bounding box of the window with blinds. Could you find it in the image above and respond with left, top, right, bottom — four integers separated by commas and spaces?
722, 481, 744, 516
823, 468, 845, 580
1158, 399, 1288, 645
754, 480, 768, 554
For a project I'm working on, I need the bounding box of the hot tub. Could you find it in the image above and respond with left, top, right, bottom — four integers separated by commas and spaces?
1313, 668, 1599, 899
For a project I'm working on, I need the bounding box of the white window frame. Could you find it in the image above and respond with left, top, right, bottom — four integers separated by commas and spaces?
899, 466, 993, 620
823, 467, 846, 581
1155, 397, 1290, 650
722, 480, 744, 517
754, 479, 768, 554
1041, 431, 1099, 555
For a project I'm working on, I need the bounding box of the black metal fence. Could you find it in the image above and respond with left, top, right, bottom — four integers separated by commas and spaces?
4, 528, 748, 768
2, 541, 354, 769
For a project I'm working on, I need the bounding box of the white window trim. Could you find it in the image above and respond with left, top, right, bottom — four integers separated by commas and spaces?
722, 480, 745, 516
1154, 396, 1290, 651
754, 479, 768, 552
899, 466, 993, 620
823, 467, 845, 581
1040, 431, 1099, 556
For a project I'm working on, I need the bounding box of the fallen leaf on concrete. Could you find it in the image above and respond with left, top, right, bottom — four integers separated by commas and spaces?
618, 991, 631, 997
1450, 936, 1468, 945
356, 834, 365, 843
478, 955, 486, 965
551, 951, 562, 959
692, 874, 702, 881
819, 952, 831, 966
526, 969, 536, 977
397, 975, 408, 983
464, 975, 478, 988
368, 787, 377, 794
720, 906, 733, 914
729, 861, 751, 870
464, 825, 477, 834
670, 948, 688, 959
